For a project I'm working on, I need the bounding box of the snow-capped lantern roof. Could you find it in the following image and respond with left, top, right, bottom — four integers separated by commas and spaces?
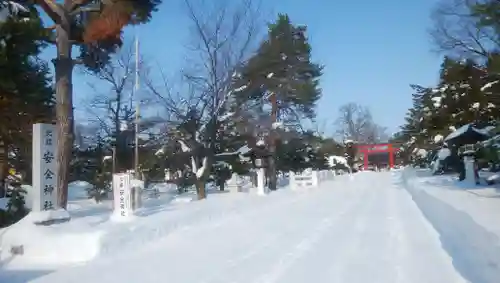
343, 139, 355, 145
444, 123, 491, 145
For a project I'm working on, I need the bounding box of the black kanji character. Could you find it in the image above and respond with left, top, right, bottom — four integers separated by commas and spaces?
43, 200, 54, 210
45, 138, 52, 146
121, 211, 125, 216
43, 151, 54, 163
44, 169, 54, 179
45, 130, 53, 138
44, 184, 54, 195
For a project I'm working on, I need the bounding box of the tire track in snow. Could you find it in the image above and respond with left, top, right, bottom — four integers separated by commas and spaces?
387, 182, 410, 283
308, 179, 377, 282
272, 173, 404, 283
251, 217, 338, 283
249, 182, 370, 283
195, 187, 345, 283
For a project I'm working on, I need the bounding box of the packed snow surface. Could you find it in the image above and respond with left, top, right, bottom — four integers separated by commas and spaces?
0, 172, 476, 283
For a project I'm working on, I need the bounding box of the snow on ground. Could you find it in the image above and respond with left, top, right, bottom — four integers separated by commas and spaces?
0, 172, 474, 283
400, 169, 500, 283
402, 169, 500, 238
0, 179, 272, 268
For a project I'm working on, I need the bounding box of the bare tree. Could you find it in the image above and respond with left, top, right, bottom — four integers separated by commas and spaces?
145, 0, 263, 199
365, 124, 389, 144
429, 0, 498, 60
83, 41, 158, 172
335, 103, 387, 144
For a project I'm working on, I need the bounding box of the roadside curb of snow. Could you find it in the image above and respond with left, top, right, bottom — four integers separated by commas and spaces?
400, 169, 500, 283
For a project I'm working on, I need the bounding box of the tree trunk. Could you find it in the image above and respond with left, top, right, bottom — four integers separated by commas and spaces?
251, 170, 257, 187
54, 24, 74, 209
0, 139, 6, 198
195, 178, 206, 200
267, 150, 277, 190
195, 154, 214, 199
268, 93, 278, 191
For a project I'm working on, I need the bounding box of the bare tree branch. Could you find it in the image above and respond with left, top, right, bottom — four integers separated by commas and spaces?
429, 0, 498, 60
82, 40, 157, 137
182, 0, 263, 127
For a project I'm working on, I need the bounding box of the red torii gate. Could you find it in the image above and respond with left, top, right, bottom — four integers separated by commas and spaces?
355, 143, 399, 170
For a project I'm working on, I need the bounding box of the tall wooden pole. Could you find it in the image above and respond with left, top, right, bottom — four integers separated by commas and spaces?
132, 29, 143, 210
134, 103, 139, 175
133, 30, 140, 178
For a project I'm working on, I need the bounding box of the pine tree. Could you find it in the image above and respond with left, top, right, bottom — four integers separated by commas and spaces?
236, 13, 322, 190
3, 0, 161, 209
0, 7, 54, 196
400, 55, 500, 163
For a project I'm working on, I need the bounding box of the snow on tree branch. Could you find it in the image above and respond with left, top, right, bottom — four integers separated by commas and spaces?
196, 156, 208, 178
178, 140, 192, 152
0, 1, 28, 23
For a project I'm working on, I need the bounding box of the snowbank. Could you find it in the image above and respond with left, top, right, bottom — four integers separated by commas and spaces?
0, 174, 290, 271
400, 169, 500, 283
0, 177, 282, 267
0, 211, 103, 266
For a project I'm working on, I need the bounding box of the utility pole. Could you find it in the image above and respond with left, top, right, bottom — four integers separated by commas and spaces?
132, 29, 142, 210
133, 30, 140, 179
134, 103, 139, 176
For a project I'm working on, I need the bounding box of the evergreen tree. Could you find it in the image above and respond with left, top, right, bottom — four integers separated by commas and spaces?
235, 13, 322, 190
399, 56, 500, 164
0, 6, 54, 195
275, 138, 308, 173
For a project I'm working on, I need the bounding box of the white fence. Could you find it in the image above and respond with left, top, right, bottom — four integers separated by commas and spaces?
289, 169, 334, 189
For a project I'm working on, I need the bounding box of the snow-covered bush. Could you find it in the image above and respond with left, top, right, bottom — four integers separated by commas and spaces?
0, 181, 28, 228
88, 171, 111, 203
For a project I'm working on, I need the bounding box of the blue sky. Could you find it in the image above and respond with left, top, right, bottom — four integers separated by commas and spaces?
68, 0, 444, 137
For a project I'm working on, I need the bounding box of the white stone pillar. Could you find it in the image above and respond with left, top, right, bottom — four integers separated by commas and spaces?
112, 173, 133, 221
256, 168, 267, 195
463, 156, 477, 185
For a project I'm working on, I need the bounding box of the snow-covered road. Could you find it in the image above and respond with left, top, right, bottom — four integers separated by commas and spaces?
29, 172, 466, 283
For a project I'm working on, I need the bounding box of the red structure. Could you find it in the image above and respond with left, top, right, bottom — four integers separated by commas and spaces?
355, 143, 399, 170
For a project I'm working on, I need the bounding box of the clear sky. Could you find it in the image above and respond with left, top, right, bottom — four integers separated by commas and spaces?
69, 0, 444, 137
